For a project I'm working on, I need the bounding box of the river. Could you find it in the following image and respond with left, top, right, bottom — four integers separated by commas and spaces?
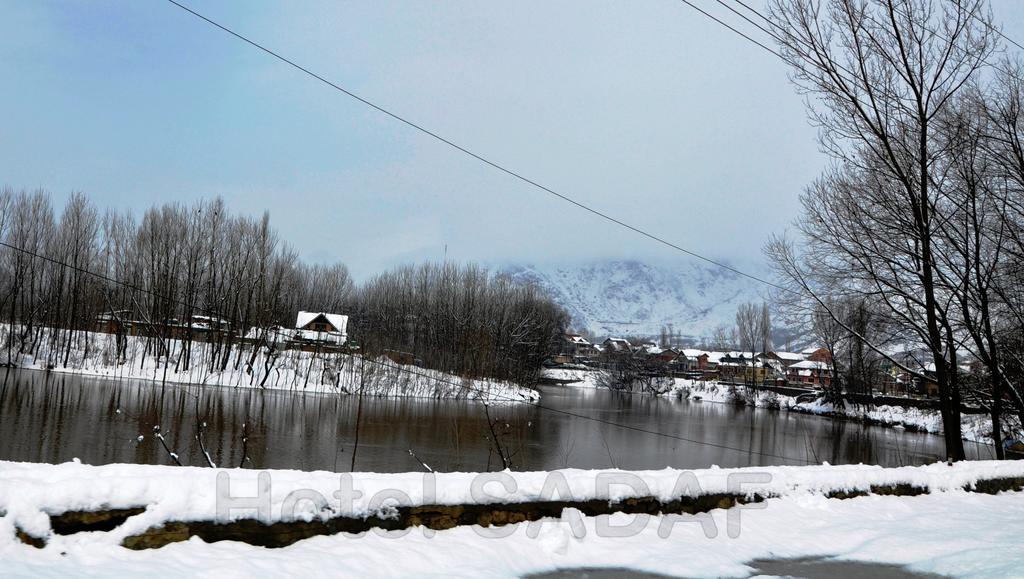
0, 368, 994, 471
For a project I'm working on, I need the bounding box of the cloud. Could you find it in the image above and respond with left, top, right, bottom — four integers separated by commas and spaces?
5, 0, 1020, 280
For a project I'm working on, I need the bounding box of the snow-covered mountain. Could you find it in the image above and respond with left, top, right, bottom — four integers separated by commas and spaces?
501, 259, 774, 343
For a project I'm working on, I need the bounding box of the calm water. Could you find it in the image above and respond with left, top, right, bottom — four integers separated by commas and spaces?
0, 368, 993, 471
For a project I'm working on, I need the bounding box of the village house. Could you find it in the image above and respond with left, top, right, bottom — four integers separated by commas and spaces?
720, 351, 758, 365
94, 310, 136, 335
677, 349, 725, 378
635, 340, 661, 355
292, 311, 348, 346
95, 311, 232, 341
758, 350, 804, 368
718, 360, 774, 384
877, 345, 939, 397
556, 333, 597, 363
644, 347, 684, 373
787, 359, 833, 388
601, 337, 634, 354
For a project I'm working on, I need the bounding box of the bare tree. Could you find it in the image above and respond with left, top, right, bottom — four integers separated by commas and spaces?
765, 0, 999, 460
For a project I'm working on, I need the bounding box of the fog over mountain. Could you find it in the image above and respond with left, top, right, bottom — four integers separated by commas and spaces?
501, 258, 783, 344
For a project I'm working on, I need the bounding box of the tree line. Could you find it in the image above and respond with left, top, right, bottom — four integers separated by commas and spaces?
764, 0, 1024, 460
352, 262, 567, 386
0, 189, 566, 385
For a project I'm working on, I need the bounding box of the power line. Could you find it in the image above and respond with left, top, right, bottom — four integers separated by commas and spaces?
160, 0, 1024, 305
160, 0, 789, 294
708, 0, 782, 45
676, 0, 783, 57
960, 0, 1024, 52
728, 0, 1024, 83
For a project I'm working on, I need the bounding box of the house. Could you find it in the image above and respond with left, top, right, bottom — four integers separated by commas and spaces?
787, 359, 833, 388
704, 351, 726, 369
718, 358, 774, 384
635, 341, 662, 355
720, 351, 759, 366
759, 351, 804, 368
293, 311, 348, 345
712, 351, 793, 383
189, 315, 229, 332
561, 334, 598, 359
645, 348, 683, 372
95, 310, 136, 334
685, 349, 726, 370
95, 311, 233, 341
601, 337, 634, 354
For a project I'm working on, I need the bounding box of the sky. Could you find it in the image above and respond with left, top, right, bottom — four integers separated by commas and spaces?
2, 1, 1023, 280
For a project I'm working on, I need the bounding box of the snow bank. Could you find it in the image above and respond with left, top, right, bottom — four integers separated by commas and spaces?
2, 459, 1022, 528
793, 398, 1020, 445
663, 379, 798, 410
2, 460, 1024, 577
1, 325, 537, 402
660, 379, 1020, 446
539, 368, 603, 389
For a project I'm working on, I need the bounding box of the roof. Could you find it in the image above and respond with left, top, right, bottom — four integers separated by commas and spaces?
789, 360, 832, 371
603, 337, 632, 349
296, 311, 349, 334
771, 351, 805, 361
96, 310, 134, 322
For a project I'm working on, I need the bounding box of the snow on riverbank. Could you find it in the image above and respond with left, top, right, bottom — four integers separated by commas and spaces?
792, 398, 1015, 446
539, 367, 602, 388
2, 460, 1024, 577
1, 326, 537, 402
544, 370, 1019, 445
662, 379, 798, 410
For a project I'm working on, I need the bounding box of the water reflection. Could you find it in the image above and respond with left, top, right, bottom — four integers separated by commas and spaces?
0, 369, 993, 472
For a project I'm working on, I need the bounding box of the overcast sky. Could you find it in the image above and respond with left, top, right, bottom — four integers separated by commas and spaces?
3, 1, 1023, 279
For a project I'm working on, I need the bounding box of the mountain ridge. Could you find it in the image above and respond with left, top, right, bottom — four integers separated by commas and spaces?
500, 258, 775, 343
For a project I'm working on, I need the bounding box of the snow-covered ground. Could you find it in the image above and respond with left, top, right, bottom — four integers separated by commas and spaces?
662, 379, 797, 410
792, 399, 1019, 446
1, 326, 537, 402
539, 368, 603, 388
2, 459, 1024, 577
541, 372, 794, 407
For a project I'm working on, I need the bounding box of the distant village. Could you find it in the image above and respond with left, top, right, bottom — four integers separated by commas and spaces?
551, 333, 940, 398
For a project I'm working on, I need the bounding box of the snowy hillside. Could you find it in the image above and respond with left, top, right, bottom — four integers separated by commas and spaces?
501, 259, 776, 342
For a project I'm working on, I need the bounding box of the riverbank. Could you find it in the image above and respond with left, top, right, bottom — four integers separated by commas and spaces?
1, 325, 538, 402
2, 459, 1023, 577
672, 379, 1017, 447
542, 369, 1018, 447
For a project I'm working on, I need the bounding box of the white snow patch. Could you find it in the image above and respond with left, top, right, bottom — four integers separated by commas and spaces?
2, 460, 1024, 577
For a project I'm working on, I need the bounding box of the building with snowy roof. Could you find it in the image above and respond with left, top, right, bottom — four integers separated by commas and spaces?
293, 311, 348, 345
